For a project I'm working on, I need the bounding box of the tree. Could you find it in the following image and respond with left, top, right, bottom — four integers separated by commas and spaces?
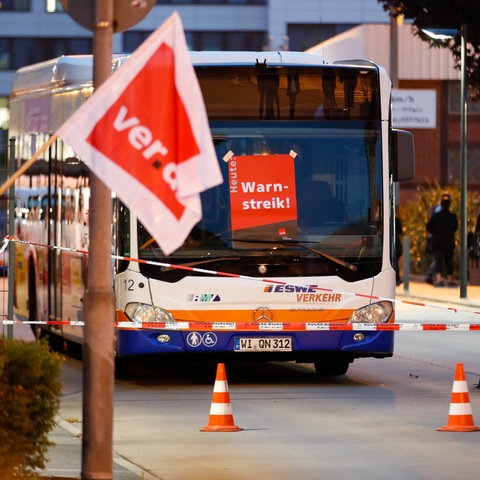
379, 0, 480, 100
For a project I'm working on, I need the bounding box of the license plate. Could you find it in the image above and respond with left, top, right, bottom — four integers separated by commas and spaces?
234, 337, 292, 352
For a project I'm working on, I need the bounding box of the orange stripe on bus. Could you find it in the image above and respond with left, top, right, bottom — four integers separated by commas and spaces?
168, 309, 354, 323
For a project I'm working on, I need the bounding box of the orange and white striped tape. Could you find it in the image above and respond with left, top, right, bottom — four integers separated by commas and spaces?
2, 318, 480, 331
2, 236, 480, 329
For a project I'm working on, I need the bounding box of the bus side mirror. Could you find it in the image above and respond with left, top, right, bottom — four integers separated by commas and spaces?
392, 129, 415, 181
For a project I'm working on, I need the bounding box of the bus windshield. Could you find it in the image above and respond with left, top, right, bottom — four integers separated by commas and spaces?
137, 65, 383, 282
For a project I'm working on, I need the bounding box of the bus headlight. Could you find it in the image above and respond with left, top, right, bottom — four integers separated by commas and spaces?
125, 302, 176, 324
349, 301, 393, 324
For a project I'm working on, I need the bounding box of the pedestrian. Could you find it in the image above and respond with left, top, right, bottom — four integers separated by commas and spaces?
426, 192, 458, 287
425, 203, 441, 285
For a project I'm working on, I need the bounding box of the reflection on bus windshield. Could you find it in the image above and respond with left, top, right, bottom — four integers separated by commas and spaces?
138, 127, 383, 266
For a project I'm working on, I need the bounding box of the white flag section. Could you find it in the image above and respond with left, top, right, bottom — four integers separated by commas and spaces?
56, 12, 222, 255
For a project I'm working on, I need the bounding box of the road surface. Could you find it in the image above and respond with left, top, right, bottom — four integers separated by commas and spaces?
41, 300, 480, 480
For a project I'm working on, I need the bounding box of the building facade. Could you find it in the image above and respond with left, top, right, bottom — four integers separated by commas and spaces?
1, 1, 478, 208
0, 0, 389, 162
309, 23, 480, 200
0, 0, 388, 97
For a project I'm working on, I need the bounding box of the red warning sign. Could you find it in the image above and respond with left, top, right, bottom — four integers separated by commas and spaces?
228, 154, 298, 237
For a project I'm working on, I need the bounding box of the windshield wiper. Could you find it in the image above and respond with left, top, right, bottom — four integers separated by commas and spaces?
223, 238, 357, 272
285, 240, 357, 271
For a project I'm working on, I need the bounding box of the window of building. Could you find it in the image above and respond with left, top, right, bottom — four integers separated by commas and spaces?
287, 23, 354, 52
0, 37, 92, 70
123, 31, 151, 53
124, 30, 264, 52
448, 147, 480, 186
46, 0, 63, 13
0, 39, 9, 70
0, 0, 30, 11
156, 0, 266, 4
0, 97, 8, 131
448, 82, 480, 114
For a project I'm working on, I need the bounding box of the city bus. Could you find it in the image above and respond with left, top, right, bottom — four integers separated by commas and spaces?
8, 52, 414, 376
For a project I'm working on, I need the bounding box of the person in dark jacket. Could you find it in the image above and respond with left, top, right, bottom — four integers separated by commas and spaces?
426, 192, 458, 287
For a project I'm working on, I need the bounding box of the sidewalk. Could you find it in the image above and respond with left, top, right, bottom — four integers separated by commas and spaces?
396, 278, 480, 309
40, 419, 144, 480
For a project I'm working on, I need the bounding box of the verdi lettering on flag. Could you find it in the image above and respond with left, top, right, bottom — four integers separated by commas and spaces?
86, 43, 198, 220
55, 12, 223, 255
228, 154, 298, 239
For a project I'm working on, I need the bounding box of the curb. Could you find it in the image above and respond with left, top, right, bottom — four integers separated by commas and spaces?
40, 417, 159, 480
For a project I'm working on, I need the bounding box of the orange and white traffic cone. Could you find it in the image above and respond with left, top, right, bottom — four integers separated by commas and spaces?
201, 363, 242, 432
438, 363, 479, 432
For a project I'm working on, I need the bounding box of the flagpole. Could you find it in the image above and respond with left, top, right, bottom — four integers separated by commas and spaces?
81, 0, 115, 478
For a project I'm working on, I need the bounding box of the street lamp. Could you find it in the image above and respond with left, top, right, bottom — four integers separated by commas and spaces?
422, 26, 468, 298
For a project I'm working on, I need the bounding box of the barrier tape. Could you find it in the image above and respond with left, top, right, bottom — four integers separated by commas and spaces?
2, 236, 480, 332
2, 318, 480, 331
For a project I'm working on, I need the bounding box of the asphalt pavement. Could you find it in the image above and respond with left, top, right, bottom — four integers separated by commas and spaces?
39, 278, 480, 480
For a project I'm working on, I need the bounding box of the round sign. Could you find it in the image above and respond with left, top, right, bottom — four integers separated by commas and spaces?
61, 0, 156, 33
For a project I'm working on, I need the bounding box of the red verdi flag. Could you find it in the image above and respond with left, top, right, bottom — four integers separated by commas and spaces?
56, 12, 222, 255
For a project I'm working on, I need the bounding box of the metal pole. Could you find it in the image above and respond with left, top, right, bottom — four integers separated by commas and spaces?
460, 25, 468, 298
82, 0, 115, 478
389, 8, 399, 88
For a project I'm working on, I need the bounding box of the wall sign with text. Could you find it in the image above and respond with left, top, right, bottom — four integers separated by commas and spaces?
392, 89, 436, 129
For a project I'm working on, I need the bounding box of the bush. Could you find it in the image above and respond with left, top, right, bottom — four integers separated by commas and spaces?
0, 338, 63, 479
399, 182, 480, 276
